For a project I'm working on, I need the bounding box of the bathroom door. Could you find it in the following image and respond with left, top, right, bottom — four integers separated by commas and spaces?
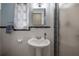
59, 3, 79, 56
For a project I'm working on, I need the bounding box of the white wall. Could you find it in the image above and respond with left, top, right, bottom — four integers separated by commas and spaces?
59, 4, 79, 56
1, 3, 54, 56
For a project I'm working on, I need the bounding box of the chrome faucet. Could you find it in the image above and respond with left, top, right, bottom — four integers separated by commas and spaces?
44, 33, 47, 39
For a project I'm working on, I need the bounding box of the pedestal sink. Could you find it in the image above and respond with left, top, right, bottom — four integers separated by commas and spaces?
28, 37, 50, 56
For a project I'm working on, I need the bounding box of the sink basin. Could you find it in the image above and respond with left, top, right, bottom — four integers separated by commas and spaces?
28, 37, 50, 48
28, 37, 50, 55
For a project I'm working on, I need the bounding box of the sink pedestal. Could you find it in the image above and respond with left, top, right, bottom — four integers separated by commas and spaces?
36, 48, 41, 56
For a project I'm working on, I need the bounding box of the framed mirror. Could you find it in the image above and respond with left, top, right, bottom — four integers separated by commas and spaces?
31, 3, 48, 26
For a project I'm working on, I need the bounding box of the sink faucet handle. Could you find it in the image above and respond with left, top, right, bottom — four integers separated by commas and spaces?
44, 33, 47, 39
44, 33, 47, 35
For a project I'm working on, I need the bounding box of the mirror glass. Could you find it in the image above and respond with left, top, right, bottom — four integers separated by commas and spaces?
32, 13, 42, 26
